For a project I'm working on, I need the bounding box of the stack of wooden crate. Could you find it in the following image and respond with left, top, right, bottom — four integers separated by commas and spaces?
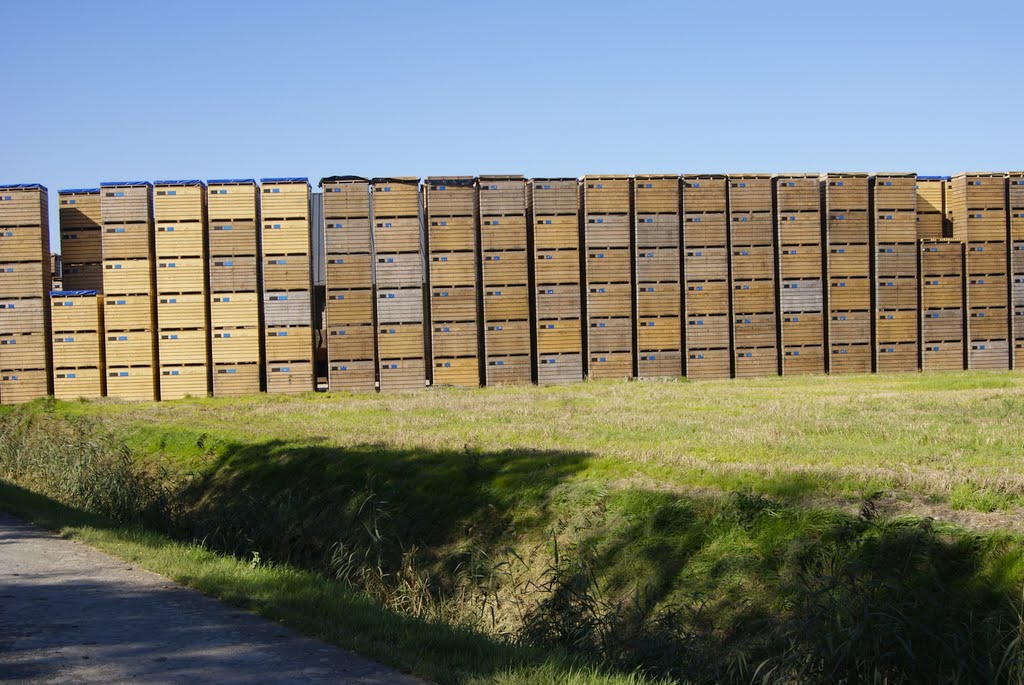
154, 181, 210, 399
322, 177, 375, 391
776, 174, 824, 374
530, 178, 583, 384
822, 173, 871, 373
634, 174, 682, 378
50, 289, 104, 398
0, 184, 52, 403
372, 177, 426, 390
261, 178, 314, 393
583, 175, 633, 379
919, 240, 966, 370
949, 172, 1010, 369
479, 175, 531, 384
872, 173, 920, 372
728, 174, 777, 377
1008, 172, 1024, 368
58, 188, 103, 290
916, 177, 948, 240
207, 179, 263, 396
682, 174, 730, 378
100, 181, 158, 400
424, 177, 479, 387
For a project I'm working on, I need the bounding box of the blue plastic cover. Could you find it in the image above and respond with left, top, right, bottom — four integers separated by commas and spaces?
58, 188, 100, 194
260, 177, 309, 184
100, 181, 152, 188
917, 175, 952, 181
154, 179, 204, 186
0, 183, 45, 190
51, 290, 98, 297
208, 179, 256, 184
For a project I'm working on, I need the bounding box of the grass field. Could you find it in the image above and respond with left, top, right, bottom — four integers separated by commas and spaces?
3, 370, 1024, 684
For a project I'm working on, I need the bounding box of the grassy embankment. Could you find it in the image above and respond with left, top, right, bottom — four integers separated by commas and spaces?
3, 371, 1024, 684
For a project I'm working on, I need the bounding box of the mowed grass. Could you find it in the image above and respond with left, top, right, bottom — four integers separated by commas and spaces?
43, 370, 1024, 514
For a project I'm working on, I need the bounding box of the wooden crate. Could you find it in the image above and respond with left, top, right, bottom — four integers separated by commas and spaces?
780, 279, 823, 312
584, 214, 630, 248
729, 211, 774, 246
537, 318, 582, 354
376, 252, 424, 288
212, 361, 260, 397
829, 310, 871, 343
265, 325, 313, 362
582, 284, 628, 320
53, 366, 103, 400
536, 284, 582, 319
638, 316, 681, 351
432, 356, 480, 388
1012, 243, 1024, 274
51, 290, 102, 328
731, 245, 774, 280
378, 357, 427, 391
875, 278, 918, 309
828, 278, 871, 310
327, 323, 375, 359
157, 292, 207, 329
732, 279, 776, 314
916, 177, 946, 214
954, 210, 1007, 243
684, 246, 728, 281
535, 249, 581, 284
585, 248, 631, 283
260, 179, 310, 219
781, 345, 825, 375
588, 317, 632, 352
105, 366, 156, 401
52, 330, 102, 368
155, 221, 205, 257
537, 352, 583, 385
531, 179, 578, 215
424, 177, 476, 217
478, 176, 526, 217
103, 293, 153, 330
781, 313, 824, 346
685, 347, 731, 379
968, 339, 1009, 370
262, 219, 312, 254
207, 180, 259, 221
325, 254, 372, 290
59, 226, 101, 264
106, 331, 159, 368
828, 244, 870, 276
728, 175, 772, 213
876, 309, 918, 342
210, 291, 259, 328
159, 364, 209, 400
157, 256, 207, 293
481, 215, 528, 251
0, 262, 49, 298
682, 212, 727, 246
58, 189, 101, 229
266, 361, 314, 394
534, 215, 579, 250
636, 214, 679, 248
965, 241, 1009, 274
322, 178, 371, 219
821, 173, 869, 210
0, 298, 46, 335
775, 175, 820, 211
433, 321, 479, 357
0, 332, 47, 369
922, 308, 964, 342
61, 263, 103, 290
779, 245, 823, 279
482, 250, 528, 286
209, 256, 259, 291
777, 211, 821, 244
328, 358, 376, 393
371, 178, 420, 218
263, 254, 311, 290
921, 276, 965, 308
158, 328, 209, 365
635, 247, 679, 283
325, 218, 372, 254
264, 290, 312, 327
966, 308, 1009, 341
427, 216, 475, 251
2, 226, 49, 263
377, 287, 424, 323
917, 213, 945, 241
0, 368, 48, 404
828, 342, 871, 374
921, 342, 964, 371
637, 349, 681, 378
685, 280, 729, 314
430, 285, 476, 321
734, 346, 778, 378
637, 282, 680, 317
378, 323, 425, 359
682, 175, 727, 213
154, 181, 206, 223
824, 209, 869, 244
483, 285, 529, 320
685, 313, 729, 346
872, 174, 917, 211
102, 223, 153, 260
484, 318, 530, 355
100, 183, 152, 224
485, 354, 531, 385
211, 326, 260, 364
374, 217, 422, 253
734, 312, 776, 347
634, 175, 679, 214
582, 175, 630, 214
588, 351, 632, 380
1013, 214, 1024, 243
875, 210, 917, 243
104, 259, 154, 293
0, 184, 47, 227
920, 240, 964, 275
429, 251, 476, 286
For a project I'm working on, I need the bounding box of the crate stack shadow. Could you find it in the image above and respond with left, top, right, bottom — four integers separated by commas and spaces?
776, 174, 824, 375
728, 175, 777, 377
949, 173, 1010, 369
322, 177, 376, 391
425, 177, 480, 387
372, 177, 426, 390
683, 175, 731, 378
207, 180, 263, 396
822, 173, 872, 373
100, 182, 158, 400
261, 178, 314, 393
479, 175, 532, 384
634, 175, 682, 377
0, 184, 52, 403
583, 175, 633, 379
1011, 172, 1024, 367
916, 177, 949, 241
530, 178, 584, 384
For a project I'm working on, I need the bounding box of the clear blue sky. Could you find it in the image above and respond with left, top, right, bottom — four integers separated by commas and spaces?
2, 1, 1022, 246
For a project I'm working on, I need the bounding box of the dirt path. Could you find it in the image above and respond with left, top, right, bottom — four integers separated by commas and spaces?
0, 512, 426, 684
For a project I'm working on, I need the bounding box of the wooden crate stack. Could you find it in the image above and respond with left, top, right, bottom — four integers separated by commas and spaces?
207, 179, 263, 396
775, 174, 824, 375
916, 177, 948, 240
728, 174, 777, 377
822, 173, 871, 374
682, 174, 730, 378
154, 181, 210, 400
919, 240, 966, 370
949, 172, 1010, 369
872, 173, 919, 372
322, 176, 376, 392
479, 175, 531, 385
100, 181, 158, 400
261, 178, 314, 393
1008, 172, 1024, 368
50, 290, 104, 398
634, 174, 682, 378
583, 175, 633, 380
58, 188, 103, 290
372, 177, 426, 390
0, 184, 52, 403
424, 177, 480, 387
530, 178, 583, 384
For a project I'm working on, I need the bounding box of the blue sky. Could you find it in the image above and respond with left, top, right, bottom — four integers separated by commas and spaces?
2, 1, 1022, 245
